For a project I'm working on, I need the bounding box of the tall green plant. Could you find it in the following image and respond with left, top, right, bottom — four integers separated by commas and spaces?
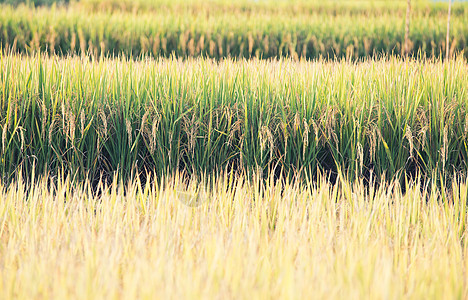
0, 54, 467, 183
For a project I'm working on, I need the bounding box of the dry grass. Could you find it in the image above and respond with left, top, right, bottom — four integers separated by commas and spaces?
0, 173, 467, 299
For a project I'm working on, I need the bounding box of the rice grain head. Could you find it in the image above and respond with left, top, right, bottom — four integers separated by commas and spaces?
48, 117, 55, 145
99, 110, 108, 138
140, 110, 149, 136
80, 110, 85, 136
126, 119, 132, 148
404, 125, 414, 159
303, 119, 310, 157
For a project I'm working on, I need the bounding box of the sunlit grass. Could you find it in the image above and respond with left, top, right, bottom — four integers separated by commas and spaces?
0, 173, 467, 299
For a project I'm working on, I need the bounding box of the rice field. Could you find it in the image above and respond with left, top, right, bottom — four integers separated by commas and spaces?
1, 1, 467, 59
0, 174, 467, 299
1, 0, 468, 299
0, 53, 467, 183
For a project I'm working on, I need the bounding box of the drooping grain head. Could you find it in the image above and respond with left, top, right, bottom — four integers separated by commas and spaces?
69, 111, 76, 145
140, 110, 149, 136
293, 112, 300, 136
126, 119, 132, 148
48, 118, 55, 145
99, 110, 108, 139
404, 125, 414, 159
303, 119, 310, 157
80, 110, 85, 136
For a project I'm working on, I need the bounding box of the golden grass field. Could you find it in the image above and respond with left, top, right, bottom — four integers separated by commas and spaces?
0, 173, 467, 299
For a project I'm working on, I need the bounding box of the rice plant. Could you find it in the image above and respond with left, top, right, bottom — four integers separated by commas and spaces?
0, 53, 466, 183
0, 172, 467, 299
0, 3, 467, 60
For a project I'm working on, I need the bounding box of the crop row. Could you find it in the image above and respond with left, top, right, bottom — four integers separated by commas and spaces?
75, 0, 467, 16
0, 54, 467, 183
1, 6, 467, 60
1, 173, 468, 298
3, 0, 467, 16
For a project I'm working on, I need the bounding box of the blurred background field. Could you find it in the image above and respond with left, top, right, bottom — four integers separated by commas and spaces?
0, 0, 467, 60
